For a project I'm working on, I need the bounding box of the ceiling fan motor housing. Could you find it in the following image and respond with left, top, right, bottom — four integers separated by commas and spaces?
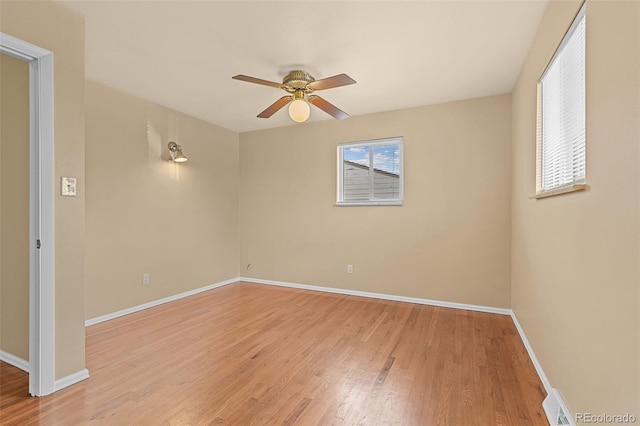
283, 70, 315, 92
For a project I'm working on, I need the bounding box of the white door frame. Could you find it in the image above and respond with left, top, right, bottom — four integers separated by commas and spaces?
0, 32, 55, 396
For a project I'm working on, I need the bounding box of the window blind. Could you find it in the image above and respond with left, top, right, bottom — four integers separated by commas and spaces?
540, 5, 586, 192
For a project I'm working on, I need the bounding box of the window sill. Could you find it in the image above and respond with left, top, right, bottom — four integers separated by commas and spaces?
530, 184, 588, 200
335, 200, 403, 207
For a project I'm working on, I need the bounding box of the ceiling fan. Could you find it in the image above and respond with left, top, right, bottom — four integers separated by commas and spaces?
232, 70, 356, 122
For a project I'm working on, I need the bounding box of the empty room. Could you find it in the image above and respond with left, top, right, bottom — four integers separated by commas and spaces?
0, 0, 638, 424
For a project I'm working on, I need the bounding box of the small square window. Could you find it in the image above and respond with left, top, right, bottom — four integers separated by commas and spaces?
337, 137, 403, 206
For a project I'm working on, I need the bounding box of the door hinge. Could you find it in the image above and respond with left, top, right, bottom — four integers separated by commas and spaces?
36, 239, 41, 249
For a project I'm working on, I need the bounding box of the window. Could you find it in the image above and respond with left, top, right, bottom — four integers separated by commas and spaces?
337, 137, 403, 206
537, 4, 586, 196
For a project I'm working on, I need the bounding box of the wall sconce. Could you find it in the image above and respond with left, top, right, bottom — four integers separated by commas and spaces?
168, 141, 188, 163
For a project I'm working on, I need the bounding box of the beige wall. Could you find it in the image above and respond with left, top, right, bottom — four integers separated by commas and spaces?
0, 0, 86, 379
84, 81, 240, 319
512, 0, 640, 415
240, 94, 512, 308
0, 53, 30, 361
4, 2, 636, 413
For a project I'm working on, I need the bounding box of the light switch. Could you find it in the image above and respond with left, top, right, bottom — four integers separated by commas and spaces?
61, 177, 77, 197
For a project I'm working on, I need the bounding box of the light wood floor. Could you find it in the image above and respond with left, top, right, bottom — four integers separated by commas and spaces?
0, 282, 547, 425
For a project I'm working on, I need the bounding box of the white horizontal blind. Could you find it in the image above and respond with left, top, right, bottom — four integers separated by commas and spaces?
540, 4, 586, 192
343, 161, 371, 200
338, 137, 403, 205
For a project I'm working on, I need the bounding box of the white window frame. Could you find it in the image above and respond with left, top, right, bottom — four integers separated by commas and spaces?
535, 3, 587, 198
336, 137, 404, 206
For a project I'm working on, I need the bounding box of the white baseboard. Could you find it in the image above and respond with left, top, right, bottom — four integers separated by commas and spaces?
0, 351, 89, 391
0, 350, 29, 373
87, 276, 511, 326
0, 351, 89, 392
55, 368, 90, 391
85, 278, 238, 326
510, 311, 552, 394
239, 277, 512, 315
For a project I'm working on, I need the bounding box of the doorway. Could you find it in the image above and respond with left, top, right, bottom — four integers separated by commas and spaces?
1, 51, 30, 384
0, 33, 55, 396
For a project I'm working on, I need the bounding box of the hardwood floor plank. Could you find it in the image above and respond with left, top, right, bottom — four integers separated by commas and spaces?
0, 282, 547, 425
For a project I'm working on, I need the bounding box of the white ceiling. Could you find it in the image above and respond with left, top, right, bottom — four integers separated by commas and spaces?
62, 0, 549, 133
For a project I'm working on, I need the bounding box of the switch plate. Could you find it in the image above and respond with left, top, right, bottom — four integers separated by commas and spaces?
347, 264, 353, 274
61, 177, 77, 197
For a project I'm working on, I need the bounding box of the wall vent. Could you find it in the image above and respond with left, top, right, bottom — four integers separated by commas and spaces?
543, 388, 575, 426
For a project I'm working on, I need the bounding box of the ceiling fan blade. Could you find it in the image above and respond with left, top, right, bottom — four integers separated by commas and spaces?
257, 96, 293, 118
308, 95, 349, 120
308, 74, 356, 91
232, 74, 283, 89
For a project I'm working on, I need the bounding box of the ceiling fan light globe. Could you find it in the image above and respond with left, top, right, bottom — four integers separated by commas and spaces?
288, 99, 310, 122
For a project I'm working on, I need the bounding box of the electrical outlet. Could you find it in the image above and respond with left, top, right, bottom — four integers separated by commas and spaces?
142, 273, 150, 285
347, 264, 353, 274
